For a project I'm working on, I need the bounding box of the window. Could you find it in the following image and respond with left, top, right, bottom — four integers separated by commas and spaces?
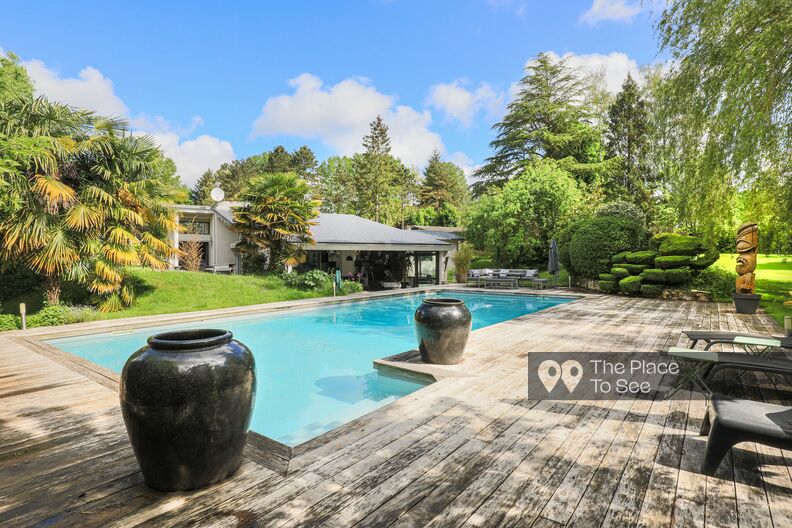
180, 219, 210, 235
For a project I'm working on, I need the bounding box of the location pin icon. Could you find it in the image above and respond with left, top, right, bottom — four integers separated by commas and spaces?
538, 360, 561, 392
561, 360, 583, 393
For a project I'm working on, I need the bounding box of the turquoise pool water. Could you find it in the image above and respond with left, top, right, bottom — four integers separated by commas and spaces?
47, 291, 572, 446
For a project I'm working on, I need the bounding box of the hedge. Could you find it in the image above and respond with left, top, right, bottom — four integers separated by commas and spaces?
625, 250, 657, 265
619, 275, 643, 294
611, 251, 630, 264
655, 255, 691, 269
649, 232, 675, 250
690, 248, 720, 269
657, 234, 704, 256
640, 284, 663, 297
557, 221, 585, 273
599, 273, 615, 282
599, 280, 618, 293
641, 268, 666, 283
568, 216, 647, 278
665, 267, 692, 284
622, 263, 648, 275
611, 267, 630, 280
0, 314, 20, 332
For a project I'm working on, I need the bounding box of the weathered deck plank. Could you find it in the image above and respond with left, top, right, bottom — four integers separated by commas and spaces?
0, 292, 790, 527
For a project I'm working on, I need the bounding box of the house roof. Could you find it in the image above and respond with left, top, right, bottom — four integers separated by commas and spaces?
410, 225, 465, 241
173, 205, 451, 251
310, 214, 451, 250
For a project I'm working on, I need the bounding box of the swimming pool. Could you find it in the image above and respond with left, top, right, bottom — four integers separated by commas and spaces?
47, 291, 572, 446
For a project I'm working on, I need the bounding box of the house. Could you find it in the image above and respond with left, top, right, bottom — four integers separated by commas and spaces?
170, 205, 452, 287
409, 226, 465, 273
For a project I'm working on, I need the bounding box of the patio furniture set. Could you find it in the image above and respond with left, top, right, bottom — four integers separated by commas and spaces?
669, 330, 792, 475
467, 268, 550, 289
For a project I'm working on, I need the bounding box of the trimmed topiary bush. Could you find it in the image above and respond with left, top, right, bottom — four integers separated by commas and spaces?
599, 280, 618, 293
640, 284, 663, 297
649, 232, 675, 250
611, 267, 630, 281
599, 273, 615, 281
568, 217, 647, 279
655, 255, 691, 269
619, 275, 643, 294
622, 263, 648, 275
556, 220, 586, 274
625, 250, 657, 265
595, 200, 646, 225
641, 269, 666, 283
664, 268, 692, 284
690, 248, 720, 270
611, 251, 630, 264
657, 234, 704, 256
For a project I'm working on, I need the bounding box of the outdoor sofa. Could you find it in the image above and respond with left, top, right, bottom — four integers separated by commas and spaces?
467, 269, 538, 289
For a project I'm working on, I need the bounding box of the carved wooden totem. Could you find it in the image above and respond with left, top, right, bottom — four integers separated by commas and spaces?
735, 222, 758, 294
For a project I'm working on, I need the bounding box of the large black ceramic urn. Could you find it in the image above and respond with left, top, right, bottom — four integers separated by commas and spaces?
120, 329, 256, 491
414, 298, 472, 365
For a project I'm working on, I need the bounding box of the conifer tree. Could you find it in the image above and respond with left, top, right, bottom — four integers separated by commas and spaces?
419, 150, 469, 209
190, 169, 217, 204
605, 73, 650, 200
265, 145, 293, 173
353, 115, 394, 222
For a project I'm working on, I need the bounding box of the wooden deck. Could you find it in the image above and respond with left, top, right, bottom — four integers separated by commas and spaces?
1, 292, 791, 527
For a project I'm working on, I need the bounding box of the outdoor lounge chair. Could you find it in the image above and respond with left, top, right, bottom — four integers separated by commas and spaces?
683, 330, 792, 351
699, 394, 792, 475
667, 337, 787, 397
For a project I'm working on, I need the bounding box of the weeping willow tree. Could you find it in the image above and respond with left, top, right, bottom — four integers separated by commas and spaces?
656, 0, 792, 247
0, 96, 179, 311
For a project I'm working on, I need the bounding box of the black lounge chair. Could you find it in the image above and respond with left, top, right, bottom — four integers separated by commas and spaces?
683, 330, 792, 351
667, 343, 790, 397
700, 394, 792, 475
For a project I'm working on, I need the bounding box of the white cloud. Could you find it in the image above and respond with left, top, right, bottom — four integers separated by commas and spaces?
19, 56, 234, 188
252, 73, 444, 167
542, 51, 641, 93
146, 133, 235, 188
426, 80, 503, 127
579, 0, 642, 25
24, 59, 129, 116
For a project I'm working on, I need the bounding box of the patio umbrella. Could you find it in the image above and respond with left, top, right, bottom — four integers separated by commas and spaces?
548, 238, 560, 287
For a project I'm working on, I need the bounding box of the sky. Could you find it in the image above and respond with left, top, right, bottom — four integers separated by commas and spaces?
1, 0, 665, 188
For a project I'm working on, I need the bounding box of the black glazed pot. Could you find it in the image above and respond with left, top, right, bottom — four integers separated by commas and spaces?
414, 298, 472, 365
119, 329, 256, 491
733, 293, 761, 315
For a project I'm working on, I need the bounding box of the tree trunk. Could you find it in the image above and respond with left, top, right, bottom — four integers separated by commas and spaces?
45, 275, 61, 305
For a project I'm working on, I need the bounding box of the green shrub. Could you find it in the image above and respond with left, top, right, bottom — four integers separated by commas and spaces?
598, 273, 615, 282
611, 267, 630, 280
619, 275, 643, 294
26, 304, 99, 328
649, 232, 676, 250
611, 251, 630, 264
557, 221, 586, 273
640, 284, 663, 297
569, 217, 647, 279
0, 314, 20, 331
655, 255, 691, 269
690, 267, 737, 302
625, 250, 657, 265
665, 268, 692, 284
599, 280, 618, 293
341, 280, 364, 295
283, 270, 332, 290
657, 234, 704, 256
690, 248, 720, 269
622, 263, 648, 275
641, 269, 666, 283
595, 201, 646, 225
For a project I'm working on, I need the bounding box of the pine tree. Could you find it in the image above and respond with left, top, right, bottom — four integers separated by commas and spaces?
353, 115, 394, 222
605, 73, 650, 199
473, 53, 610, 196
290, 145, 319, 183
265, 145, 292, 173
419, 150, 469, 209
190, 169, 217, 204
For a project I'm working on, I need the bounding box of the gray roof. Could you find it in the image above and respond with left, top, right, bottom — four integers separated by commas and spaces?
414, 229, 464, 241
311, 214, 450, 248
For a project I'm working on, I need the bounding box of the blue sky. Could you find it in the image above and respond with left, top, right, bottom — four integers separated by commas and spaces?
2, 0, 663, 186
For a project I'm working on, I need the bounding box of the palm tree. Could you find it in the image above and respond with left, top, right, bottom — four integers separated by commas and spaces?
0, 96, 178, 311
232, 172, 320, 271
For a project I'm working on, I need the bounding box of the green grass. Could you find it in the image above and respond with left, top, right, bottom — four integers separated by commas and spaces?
714, 254, 792, 325
101, 268, 327, 319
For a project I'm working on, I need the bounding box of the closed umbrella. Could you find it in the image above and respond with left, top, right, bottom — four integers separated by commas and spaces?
548, 238, 560, 287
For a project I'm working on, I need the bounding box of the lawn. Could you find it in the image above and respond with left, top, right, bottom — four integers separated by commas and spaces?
714, 254, 792, 326
1, 268, 328, 323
